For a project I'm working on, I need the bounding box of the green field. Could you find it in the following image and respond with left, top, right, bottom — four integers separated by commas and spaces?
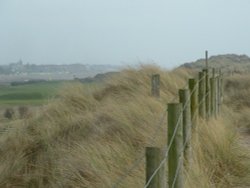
0, 81, 65, 105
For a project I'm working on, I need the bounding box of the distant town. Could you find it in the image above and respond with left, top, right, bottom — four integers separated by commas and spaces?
0, 60, 121, 84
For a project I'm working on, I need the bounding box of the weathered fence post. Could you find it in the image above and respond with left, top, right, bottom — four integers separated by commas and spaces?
203, 69, 210, 120
211, 68, 218, 117
210, 77, 217, 117
218, 69, 222, 114
168, 103, 184, 188
179, 89, 191, 163
212, 68, 216, 78
198, 72, 206, 119
215, 76, 219, 116
145, 147, 165, 188
205, 50, 208, 69
220, 70, 224, 103
188, 79, 198, 127
151, 74, 160, 98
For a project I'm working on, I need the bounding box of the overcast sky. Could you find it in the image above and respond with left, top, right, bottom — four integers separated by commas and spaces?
0, 0, 249, 68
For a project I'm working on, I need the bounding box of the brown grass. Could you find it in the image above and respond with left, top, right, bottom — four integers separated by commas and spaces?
185, 117, 250, 188
0, 65, 249, 187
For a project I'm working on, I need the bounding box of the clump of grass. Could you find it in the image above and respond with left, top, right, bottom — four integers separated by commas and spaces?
185, 74, 250, 187
18, 106, 30, 119
224, 74, 250, 130
3, 108, 15, 119
185, 117, 250, 188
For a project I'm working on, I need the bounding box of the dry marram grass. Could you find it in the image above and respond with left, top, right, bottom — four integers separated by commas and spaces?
0, 65, 249, 187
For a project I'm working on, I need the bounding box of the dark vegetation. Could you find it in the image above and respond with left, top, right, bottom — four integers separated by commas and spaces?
11, 79, 48, 86
18, 106, 30, 118
3, 108, 15, 119
76, 71, 119, 83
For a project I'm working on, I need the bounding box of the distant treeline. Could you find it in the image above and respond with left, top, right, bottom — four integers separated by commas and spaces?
75, 71, 119, 83
10, 79, 48, 86
10, 79, 64, 86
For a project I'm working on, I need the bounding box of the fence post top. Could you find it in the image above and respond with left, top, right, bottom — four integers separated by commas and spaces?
146, 146, 161, 151
167, 103, 183, 108
199, 71, 205, 75
152, 74, 160, 77
179, 88, 189, 92
188, 78, 197, 84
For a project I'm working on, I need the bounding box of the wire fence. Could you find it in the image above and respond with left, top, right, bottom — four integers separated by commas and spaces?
144, 68, 223, 188
170, 91, 209, 188
112, 91, 180, 188
112, 76, 194, 188
112, 67, 224, 188
144, 74, 206, 188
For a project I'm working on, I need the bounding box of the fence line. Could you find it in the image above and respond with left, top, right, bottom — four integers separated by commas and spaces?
144, 75, 206, 188
112, 80, 186, 188
144, 67, 223, 188
171, 91, 210, 188
112, 60, 225, 187
112, 73, 207, 188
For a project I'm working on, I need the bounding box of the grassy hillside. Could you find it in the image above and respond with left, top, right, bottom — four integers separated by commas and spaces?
224, 74, 250, 131
0, 65, 249, 187
182, 54, 250, 73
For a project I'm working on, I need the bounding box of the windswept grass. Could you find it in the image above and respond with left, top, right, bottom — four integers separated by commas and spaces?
0, 65, 249, 187
185, 117, 250, 188
224, 74, 250, 130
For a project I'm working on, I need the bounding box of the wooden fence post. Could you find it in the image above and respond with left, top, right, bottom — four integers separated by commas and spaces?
198, 72, 206, 119
212, 68, 216, 78
145, 147, 165, 188
220, 70, 224, 103
179, 89, 191, 163
168, 103, 184, 188
188, 79, 198, 128
211, 68, 218, 117
215, 76, 219, 116
210, 77, 217, 117
151, 74, 160, 98
203, 69, 210, 120
218, 70, 222, 114
205, 50, 208, 69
